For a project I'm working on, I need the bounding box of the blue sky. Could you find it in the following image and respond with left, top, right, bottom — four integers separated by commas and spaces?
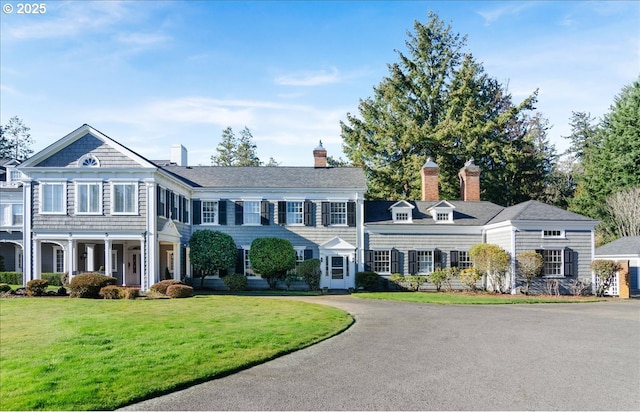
1, 1, 638, 166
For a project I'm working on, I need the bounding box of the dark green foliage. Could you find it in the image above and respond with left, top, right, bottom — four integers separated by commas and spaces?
355, 271, 380, 291
69, 273, 117, 298
249, 238, 296, 289
150, 279, 183, 295
297, 259, 321, 291
189, 230, 237, 287
0, 116, 34, 160
0, 272, 22, 284
223, 273, 247, 291
211, 126, 262, 166
166, 284, 193, 298
26, 279, 49, 296
164, 267, 171, 280
340, 12, 547, 205
0, 283, 12, 293
41, 273, 65, 287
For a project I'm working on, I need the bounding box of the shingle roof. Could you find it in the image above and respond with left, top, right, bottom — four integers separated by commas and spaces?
488, 200, 597, 223
365, 200, 504, 226
160, 165, 367, 190
596, 236, 640, 256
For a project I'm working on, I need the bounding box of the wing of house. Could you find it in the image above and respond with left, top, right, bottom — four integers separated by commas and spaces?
596, 236, 640, 293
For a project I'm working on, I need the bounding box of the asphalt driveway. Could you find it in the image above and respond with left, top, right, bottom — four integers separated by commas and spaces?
122, 296, 640, 411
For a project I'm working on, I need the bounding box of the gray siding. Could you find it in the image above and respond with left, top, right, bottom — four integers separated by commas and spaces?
485, 228, 513, 252
35, 134, 140, 168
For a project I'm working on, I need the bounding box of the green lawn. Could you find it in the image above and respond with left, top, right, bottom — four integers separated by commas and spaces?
0, 296, 352, 410
354, 291, 604, 304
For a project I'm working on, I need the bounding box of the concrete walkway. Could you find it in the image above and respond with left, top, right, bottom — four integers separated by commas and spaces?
122, 296, 640, 411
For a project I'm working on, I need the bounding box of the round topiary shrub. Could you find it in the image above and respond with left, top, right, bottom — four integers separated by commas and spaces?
355, 271, 380, 291
166, 284, 193, 298
150, 279, 183, 295
0, 283, 11, 293
26, 279, 49, 296
69, 273, 117, 298
223, 273, 247, 291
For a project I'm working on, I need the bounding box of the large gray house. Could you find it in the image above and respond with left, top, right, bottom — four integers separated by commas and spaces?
0, 124, 599, 293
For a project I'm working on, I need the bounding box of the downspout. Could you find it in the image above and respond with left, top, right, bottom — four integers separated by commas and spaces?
511, 227, 517, 294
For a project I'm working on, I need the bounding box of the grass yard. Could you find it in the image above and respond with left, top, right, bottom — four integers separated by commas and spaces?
354, 291, 604, 304
0, 296, 352, 410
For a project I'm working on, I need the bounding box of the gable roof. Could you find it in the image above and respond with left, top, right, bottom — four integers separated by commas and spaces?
488, 200, 597, 224
18, 124, 157, 169
596, 236, 640, 257
365, 200, 504, 226
160, 165, 367, 190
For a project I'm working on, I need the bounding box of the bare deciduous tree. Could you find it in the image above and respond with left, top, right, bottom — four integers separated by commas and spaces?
606, 186, 640, 237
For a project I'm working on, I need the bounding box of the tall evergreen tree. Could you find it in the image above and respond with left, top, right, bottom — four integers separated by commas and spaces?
211, 126, 263, 166
0, 116, 34, 160
235, 127, 261, 166
570, 77, 640, 224
340, 13, 547, 205
211, 127, 238, 166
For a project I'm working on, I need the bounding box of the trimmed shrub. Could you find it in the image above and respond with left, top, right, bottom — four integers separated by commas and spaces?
26, 279, 49, 296
69, 273, 117, 298
57, 286, 67, 296
0, 283, 12, 293
99, 285, 123, 299
0, 272, 22, 285
223, 273, 247, 291
41, 272, 65, 287
166, 284, 193, 298
356, 271, 380, 291
298, 258, 321, 291
389, 273, 406, 290
150, 279, 183, 295
122, 287, 140, 300
459, 268, 481, 292
405, 275, 426, 291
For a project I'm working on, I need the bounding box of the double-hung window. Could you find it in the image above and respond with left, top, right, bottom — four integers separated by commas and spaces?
41, 182, 66, 214
202, 201, 218, 224
0, 204, 23, 226
76, 182, 101, 214
458, 251, 473, 269
330, 202, 347, 225
287, 201, 304, 225
416, 250, 433, 274
373, 250, 391, 274
542, 249, 563, 277
112, 182, 137, 214
243, 201, 261, 225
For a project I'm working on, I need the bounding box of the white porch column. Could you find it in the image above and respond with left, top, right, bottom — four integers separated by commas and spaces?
104, 238, 112, 276
22, 180, 32, 286
173, 243, 180, 280
66, 238, 73, 281
140, 235, 148, 291
86, 244, 95, 272
185, 246, 191, 278
33, 239, 41, 280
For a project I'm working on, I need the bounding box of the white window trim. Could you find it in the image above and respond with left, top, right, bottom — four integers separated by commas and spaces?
540, 247, 566, 278
372, 249, 392, 274
541, 229, 566, 239
286, 201, 304, 226
77, 154, 100, 168
243, 200, 261, 226
241, 245, 256, 277
74, 181, 103, 215
201, 200, 219, 225
392, 208, 413, 223
111, 250, 118, 273
52, 246, 64, 273
415, 249, 435, 275
0, 203, 23, 227
40, 181, 67, 215
110, 181, 138, 215
430, 208, 454, 223
330, 201, 348, 227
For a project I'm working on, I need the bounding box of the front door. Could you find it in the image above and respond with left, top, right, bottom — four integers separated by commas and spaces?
125, 251, 141, 286
330, 256, 346, 289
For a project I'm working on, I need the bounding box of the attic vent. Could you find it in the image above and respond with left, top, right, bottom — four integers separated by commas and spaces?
78, 154, 100, 167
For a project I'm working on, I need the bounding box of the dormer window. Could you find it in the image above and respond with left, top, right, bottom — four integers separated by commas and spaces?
427, 200, 455, 224
78, 154, 100, 167
389, 200, 414, 223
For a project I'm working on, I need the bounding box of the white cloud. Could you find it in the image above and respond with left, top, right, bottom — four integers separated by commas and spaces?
274, 67, 341, 86
476, 2, 541, 25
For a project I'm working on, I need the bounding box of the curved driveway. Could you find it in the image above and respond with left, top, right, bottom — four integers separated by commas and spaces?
123, 296, 640, 411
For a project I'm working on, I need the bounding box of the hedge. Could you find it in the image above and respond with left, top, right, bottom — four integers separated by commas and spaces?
26, 279, 49, 297
0, 272, 22, 285
150, 279, 183, 295
223, 273, 247, 291
166, 284, 193, 298
99, 286, 140, 300
355, 271, 380, 291
69, 273, 117, 298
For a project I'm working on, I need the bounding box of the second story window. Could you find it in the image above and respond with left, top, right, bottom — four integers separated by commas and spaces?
0, 204, 23, 226
112, 182, 137, 214
243, 201, 261, 225
330, 202, 347, 225
41, 182, 66, 214
202, 201, 218, 224
287, 201, 303, 225
76, 182, 101, 214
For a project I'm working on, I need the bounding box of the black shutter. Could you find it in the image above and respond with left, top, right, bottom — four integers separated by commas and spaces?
278, 201, 287, 225
261, 200, 270, 225
321, 202, 330, 226
156, 185, 162, 217
219, 200, 227, 225
390, 249, 399, 274
304, 249, 313, 260
564, 248, 574, 277
450, 251, 459, 268
408, 250, 417, 275
304, 201, 313, 226
165, 190, 171, 218
235, 201, 244, 225
178, 195, 184, 222
192, 200, 201, 225
347, 201, 356, 227
235, 248, 244, 274
364, 250, 374, 272
434, 249, 442, 270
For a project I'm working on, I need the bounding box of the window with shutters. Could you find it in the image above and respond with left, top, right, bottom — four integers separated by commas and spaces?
330, 202, 347, 225
287, 201, 304, 225
373, 250, 390, 273
202, 201, 218, 224
537, 248, 573, 277
158, 188, 166, 216
458, 251, 472, 269
244, 201, 261, 225
417, 250, 433, 274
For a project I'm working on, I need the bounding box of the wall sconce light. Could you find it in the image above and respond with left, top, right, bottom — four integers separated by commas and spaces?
81, 252, 87, 260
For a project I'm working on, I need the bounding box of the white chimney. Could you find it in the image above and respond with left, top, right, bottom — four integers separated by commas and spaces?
170, 144, 187, 166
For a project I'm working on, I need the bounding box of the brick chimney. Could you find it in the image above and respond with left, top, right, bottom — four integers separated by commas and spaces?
421, 157, 439, 201
313, 140, 327, 168
459, 158, 481, 201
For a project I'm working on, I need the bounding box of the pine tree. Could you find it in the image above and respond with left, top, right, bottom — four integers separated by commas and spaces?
211, 126, 263, 166
211, 127, 237, 166
0, 116, 34, 160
